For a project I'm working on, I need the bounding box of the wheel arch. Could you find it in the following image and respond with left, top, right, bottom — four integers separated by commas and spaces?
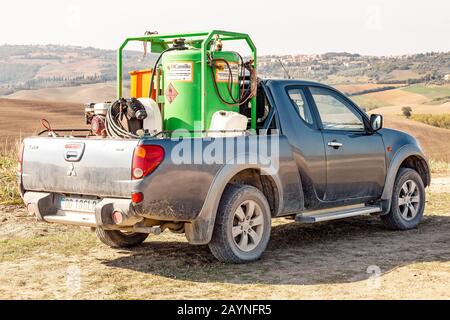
381, 144, 430, 213
399, 155, 430, 187
185, 162, 284, 245
226, 168, 280, 217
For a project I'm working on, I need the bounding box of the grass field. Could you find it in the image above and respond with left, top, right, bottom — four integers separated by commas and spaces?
350, 84, 450, 111
351, 87, 427, 110
1, 83, 450, 299
347, 83, 450, 161
0, 98, 88, 149
1, 136, 449, 299
403, 84, 450, 99
1, 189, 449, 299
388, 70, 422, 81
333, 83, 403, 95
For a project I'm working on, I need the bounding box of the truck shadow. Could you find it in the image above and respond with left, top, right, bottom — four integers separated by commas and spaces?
101, 214, 450, 285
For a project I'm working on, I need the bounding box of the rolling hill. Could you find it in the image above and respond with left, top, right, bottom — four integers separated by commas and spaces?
1, 93, 450, 161
0, 44, 155, 93
2, 82, 117, 104
357, 84, 450, 161
382, 115, 450, 161
352, 84, 450, 111
1, 44, 449, 94
0, 98, 87, 152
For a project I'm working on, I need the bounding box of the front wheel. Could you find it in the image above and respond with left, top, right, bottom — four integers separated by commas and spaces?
208, 184, 272, 263
381, 168, 425, 230
95, 228, 149, 248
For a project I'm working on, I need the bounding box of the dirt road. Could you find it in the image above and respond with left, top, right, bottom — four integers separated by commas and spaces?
0, 190, 449, 300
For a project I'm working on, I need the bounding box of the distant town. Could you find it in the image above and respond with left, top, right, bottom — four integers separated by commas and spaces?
0, 44, 449, 95
257, 52, 450, 85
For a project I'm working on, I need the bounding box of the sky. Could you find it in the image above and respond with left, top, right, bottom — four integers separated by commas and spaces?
1, 0, 449, 56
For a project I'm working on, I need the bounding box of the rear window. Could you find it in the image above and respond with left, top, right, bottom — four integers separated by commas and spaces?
287, 88, 314, 125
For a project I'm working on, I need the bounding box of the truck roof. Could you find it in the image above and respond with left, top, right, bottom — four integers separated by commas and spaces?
261, 79, 337, 91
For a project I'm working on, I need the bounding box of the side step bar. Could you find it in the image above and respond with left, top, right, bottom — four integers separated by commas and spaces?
295, 205, 382, 223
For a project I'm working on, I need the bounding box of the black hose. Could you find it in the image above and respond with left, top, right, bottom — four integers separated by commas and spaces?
208, 52, 255, 106
106, 99, 140, 139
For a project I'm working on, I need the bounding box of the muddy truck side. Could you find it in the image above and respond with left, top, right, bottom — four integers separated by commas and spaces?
19, 80, 430, 263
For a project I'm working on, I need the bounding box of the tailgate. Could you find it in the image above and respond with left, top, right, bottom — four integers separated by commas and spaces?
22, 137, 139, 198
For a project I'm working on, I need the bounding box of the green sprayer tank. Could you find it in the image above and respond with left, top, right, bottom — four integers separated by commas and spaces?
161, 49, 240, 133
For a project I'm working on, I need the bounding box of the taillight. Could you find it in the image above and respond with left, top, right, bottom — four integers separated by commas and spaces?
131, 192, 144, 204
132, 145, 164, 180
17, 142, 24, 174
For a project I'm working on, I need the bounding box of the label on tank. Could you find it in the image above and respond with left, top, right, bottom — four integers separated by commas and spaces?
165, 62, 193, 82
165, 83, 179, 104
215, 62, 239, 83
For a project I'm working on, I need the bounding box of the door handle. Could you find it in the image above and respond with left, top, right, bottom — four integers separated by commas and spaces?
327, 141, 343, 149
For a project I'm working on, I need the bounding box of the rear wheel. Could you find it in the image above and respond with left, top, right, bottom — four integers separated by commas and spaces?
381, 168, 425, 230
208, 184, 271, 263
95, 228, 149, 248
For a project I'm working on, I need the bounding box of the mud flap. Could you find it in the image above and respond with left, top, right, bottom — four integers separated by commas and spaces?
184, 218, 210, 244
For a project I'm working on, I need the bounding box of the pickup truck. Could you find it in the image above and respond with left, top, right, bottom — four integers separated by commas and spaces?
18, 80, 430, 263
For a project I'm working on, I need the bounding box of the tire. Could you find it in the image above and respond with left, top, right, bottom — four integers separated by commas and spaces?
381, 168, 425, 230
208, 184, 272, 263
95, 228, 149, 248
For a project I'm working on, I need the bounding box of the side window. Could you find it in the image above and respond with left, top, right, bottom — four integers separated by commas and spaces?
310, 87, 365, 131
287, 88, 314, 125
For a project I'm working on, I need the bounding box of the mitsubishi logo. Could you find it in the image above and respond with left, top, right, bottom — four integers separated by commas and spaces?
67, 163, 77, 177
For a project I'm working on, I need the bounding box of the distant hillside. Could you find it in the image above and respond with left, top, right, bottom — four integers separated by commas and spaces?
258, 52, 450, 85
3, 82, 119, 104
0, 44, 449, 94
2, 96, 449, 162
0, 98, 87, 145
0, 44, 155, 93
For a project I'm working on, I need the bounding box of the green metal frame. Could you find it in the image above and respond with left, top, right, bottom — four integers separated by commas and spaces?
116, 30, 258, 130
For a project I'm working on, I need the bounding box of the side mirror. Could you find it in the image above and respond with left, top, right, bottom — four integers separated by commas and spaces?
370, 114, 383, 132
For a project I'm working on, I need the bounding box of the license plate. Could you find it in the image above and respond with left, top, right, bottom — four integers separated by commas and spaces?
59, 196, 98, 213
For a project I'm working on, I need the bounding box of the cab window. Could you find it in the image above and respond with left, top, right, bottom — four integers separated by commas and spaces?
287, 88, 314, 126
309, 87, 365, 131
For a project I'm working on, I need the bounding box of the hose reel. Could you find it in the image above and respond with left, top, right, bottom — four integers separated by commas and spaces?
105, 98, 148, 139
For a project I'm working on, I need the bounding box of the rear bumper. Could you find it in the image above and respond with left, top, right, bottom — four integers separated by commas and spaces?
23, 191, 142, 229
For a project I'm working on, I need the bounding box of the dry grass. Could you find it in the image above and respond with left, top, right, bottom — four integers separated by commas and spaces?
0, 139, 22, 205
429, 159, 450, 177
0, 157, 21, 205
334, 83, 403, 95
411, 114, 450, 130
0, 190, 449, 299
382, 115, 450, 162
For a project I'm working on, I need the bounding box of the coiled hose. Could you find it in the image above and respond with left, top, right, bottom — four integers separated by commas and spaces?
208, 52, 257, 106
105, 99, 139, 139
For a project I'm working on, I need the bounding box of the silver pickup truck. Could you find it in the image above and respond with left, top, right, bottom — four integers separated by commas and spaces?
18, 80, 430, 263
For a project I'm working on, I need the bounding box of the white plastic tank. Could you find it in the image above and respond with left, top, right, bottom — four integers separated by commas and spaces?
208, 110, 248, 137
137, 98, 163, 135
